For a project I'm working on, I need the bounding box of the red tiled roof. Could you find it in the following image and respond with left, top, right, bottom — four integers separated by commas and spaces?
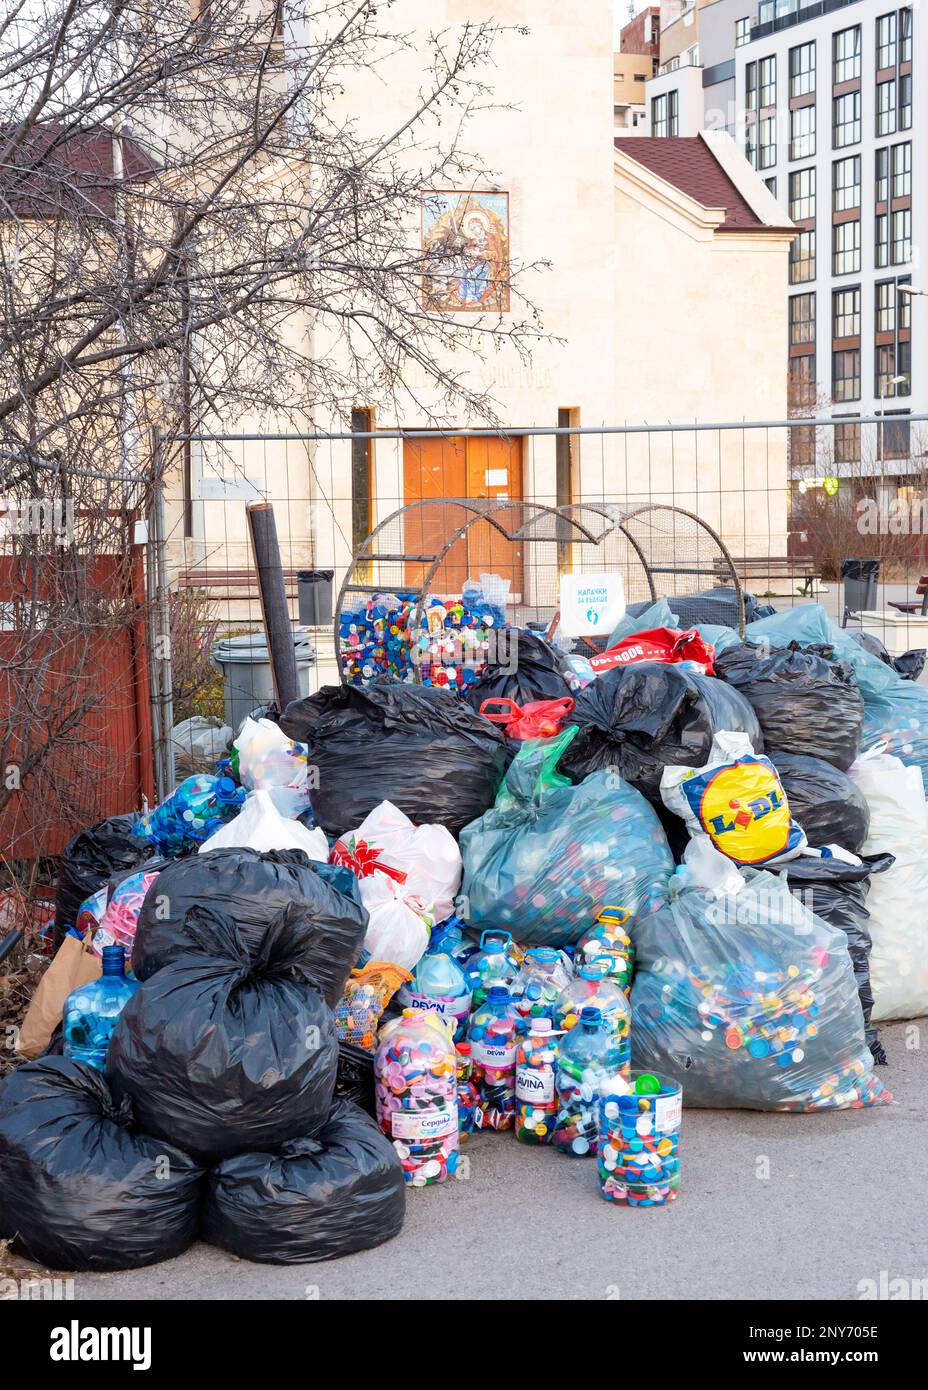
616, 136, 787, 232
0, 125, 156, 220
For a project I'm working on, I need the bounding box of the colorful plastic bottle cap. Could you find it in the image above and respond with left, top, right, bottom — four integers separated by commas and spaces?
635, 1073, 662, 1095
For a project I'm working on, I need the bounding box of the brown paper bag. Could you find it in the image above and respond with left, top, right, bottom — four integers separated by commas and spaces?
17, 934, 102, 1059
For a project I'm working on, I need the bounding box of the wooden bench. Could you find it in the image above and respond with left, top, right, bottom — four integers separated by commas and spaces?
889, 576, 928, 616
175, 567, 301, 599
713, 555, 819, 596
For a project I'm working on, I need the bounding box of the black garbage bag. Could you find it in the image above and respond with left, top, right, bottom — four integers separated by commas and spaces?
335, 1041, 376, 1118
783, 852, 895, 1064
626, 587, 776, 628
769, 750, 870, 853
132, 847, 367, 1007
279, 683, 508, 838
562, 664, 762, 799
53, 813, 148, 948
0, 1056, 202, 1272
461, 629, 571, 711
108, 905, 338, 1164
201, 1098, 405, 1264
715, 640, 864, 770
850, 629, 927, 681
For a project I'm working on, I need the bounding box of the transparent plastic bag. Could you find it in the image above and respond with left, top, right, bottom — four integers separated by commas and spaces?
232, 716, 312, 818
201, 789, 328, 859
459, 728, 673, 947
631, 865, 892, 1111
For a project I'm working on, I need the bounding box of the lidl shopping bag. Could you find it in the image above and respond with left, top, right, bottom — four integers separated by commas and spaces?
661, 730, 806, 866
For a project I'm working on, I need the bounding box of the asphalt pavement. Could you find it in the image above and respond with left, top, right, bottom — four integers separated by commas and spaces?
45, 1019, 923, 1302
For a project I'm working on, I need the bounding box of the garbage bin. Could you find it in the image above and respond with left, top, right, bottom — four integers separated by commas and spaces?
211, 630, 315, 731
841, 557, 880, 626
297, 570, 334, 627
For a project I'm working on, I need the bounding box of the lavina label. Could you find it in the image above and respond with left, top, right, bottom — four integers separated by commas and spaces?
515, 1064, 555, 1104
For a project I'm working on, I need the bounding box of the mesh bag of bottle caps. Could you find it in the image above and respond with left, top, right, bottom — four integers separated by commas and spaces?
460, 727, 673, 948
630, 865, 892, 1112
338, 590, 498, 689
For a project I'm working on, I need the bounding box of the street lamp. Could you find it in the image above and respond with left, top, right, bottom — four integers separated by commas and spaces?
898, 285, 927, 297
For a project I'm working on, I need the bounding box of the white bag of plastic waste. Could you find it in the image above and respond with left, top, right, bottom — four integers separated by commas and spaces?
200, 790, 328, 861
849, 745, 928, 1021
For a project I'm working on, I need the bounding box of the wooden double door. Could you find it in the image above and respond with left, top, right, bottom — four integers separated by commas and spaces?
402, 435, 523, 597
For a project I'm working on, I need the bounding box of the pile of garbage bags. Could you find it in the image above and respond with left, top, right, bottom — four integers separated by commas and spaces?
13, 587, 928, 1270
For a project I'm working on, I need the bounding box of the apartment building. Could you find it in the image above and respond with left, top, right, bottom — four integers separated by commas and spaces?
615, 7, 661, 134
647, 0, 924, 484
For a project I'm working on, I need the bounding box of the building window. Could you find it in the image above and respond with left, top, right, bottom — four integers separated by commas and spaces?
834, 419, 861, 464
790, 292, 816, 345
652, 90, 679, 137
891, 207, 912, 264
901, 7, 912, 62
764, 175, 778, 198
881, 412, 911, 458
832, 219, 860, 276
833, 90, 860, 147
759, 115, 777, 169
736, 16, 751, 47
892, 141, 911, 198
790, 41, 816, 97
876, 344, 910, 398
877, 12, 897, 71
832, 155, 860, 212
876, 79, 897, 135
899, 73, 912, 130
745, 121, 758, 168
833, 286, 860, 339
875, 212, 890, 266
899, 276, 911, 330
876, 279, 897, 332
746, 62, 757, 112
789, 166, 816, 221
790, 104, 815, 160
832, 26, 861, 85
759, 55, 776, 107
832, 349, 861, 402
790, 228, 816, 283
876, 147, 889, 203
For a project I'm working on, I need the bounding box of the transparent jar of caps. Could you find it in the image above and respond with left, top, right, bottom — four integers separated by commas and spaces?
374, 1008, 459, 1185
554, 1006, 631, 1157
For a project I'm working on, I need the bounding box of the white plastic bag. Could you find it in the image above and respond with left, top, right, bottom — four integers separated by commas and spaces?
358, 874, 430, 971
200, 790, 328, 860
233, 716, 312, 818
330, 801, 462, 923
849, 747, 928, 1021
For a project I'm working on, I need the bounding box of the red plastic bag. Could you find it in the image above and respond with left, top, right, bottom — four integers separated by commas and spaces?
588, 627, 716, 677
479, 696, 575, 740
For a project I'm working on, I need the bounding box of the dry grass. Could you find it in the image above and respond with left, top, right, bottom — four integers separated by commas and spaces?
0, 947, 48, 1079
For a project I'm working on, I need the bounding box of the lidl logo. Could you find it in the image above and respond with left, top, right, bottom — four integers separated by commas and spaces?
684, 758, 797, 865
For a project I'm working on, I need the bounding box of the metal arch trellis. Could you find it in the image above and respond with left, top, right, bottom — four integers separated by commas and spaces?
334, 497, 744, 685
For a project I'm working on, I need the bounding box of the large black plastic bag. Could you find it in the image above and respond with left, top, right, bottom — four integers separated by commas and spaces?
770, 750, 870, 853
108, 905, 338, 1164
715, 640, 864, 771
279, 683, 507, 838
562, 664, 762, 799
201, 1098, 405, 1264
54, 813, 148, 947
462, 629, 571, 710
783, 852, 895, 1064
0, 1057, 202, 1272
132, 847, 367, 1007
851, 629, 927, 682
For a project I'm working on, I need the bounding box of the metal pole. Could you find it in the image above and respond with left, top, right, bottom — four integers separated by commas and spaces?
148, 430, 176, 799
